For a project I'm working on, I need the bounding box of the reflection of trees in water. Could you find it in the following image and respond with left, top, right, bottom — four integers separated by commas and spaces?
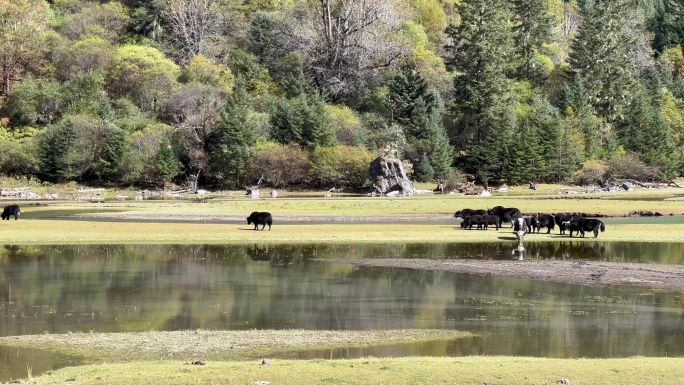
443, 276, 684, 358
1, 244, 684, 357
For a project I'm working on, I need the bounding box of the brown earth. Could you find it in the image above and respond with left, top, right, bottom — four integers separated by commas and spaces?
316, 258, 684, 293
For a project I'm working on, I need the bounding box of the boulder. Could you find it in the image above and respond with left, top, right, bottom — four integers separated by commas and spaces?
369, 155, 417, 196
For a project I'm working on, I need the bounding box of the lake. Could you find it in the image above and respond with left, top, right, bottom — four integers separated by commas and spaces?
1, 243, 683, 380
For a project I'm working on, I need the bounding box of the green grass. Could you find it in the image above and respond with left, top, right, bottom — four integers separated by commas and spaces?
1, 218, 683, 244
21, 356, 684, 384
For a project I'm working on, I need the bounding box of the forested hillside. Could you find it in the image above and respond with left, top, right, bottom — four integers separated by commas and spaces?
0, 0, 683, 189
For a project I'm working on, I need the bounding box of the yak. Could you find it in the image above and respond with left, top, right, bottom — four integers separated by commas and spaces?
462, 214, 483, 230
565, 217, 605, 238
488, 206, 522, 224
513, 217, 528, 240
454, 209, 487, 219
247, 211, 273, 231
530, 214, 555, 234
554, 213, 574, 235
1, 204, 20, 220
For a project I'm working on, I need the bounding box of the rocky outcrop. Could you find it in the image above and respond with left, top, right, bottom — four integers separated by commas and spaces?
369, 156, 417, 195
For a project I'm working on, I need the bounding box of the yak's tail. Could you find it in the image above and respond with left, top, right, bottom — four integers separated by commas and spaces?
600, 221, 605, 232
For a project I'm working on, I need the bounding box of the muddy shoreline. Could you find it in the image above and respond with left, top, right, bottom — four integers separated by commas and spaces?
316, 258, 684, 293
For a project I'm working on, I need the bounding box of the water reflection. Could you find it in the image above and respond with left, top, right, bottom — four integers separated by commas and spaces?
0, 243, 683, 380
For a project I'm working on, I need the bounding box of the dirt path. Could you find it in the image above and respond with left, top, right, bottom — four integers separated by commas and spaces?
317, 258, 684, 292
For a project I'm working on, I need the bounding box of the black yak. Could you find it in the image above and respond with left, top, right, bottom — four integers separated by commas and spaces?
1, 204, 20, 220
487, 206, 522, 224
247, 211, 273, 230
565, 217, 605, 238
454, 209, 487, 219
530, 214, 555, 234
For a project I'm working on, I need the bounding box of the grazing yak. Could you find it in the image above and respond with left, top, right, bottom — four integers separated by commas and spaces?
564, 217, 606, 238
530, 214, 555, 234
487, 206, 522, 224
462, 215, 483, 230
247, 211, 273, 230
554, 213, 574, 235
454, 209, 487, 219
1, 204, 20, 220
480, 214, 501, 230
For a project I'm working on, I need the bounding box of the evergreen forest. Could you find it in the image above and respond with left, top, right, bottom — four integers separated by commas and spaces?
1, 0, 684, 189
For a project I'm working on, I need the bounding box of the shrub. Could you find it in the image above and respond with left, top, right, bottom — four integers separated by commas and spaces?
574, 159, 607, 186
249, 143, 310, 187
607, 153, 659, 182
310, 145, 376, 188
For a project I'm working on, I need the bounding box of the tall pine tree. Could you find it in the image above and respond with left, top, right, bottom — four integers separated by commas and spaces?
569, 1, 635, 123
511, 0, 555, 81
445, 0, 516, 181
210, 79, 258, 188
386, 61, 453, 181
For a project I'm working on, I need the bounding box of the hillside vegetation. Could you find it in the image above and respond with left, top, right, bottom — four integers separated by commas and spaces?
0, 0, 683, 190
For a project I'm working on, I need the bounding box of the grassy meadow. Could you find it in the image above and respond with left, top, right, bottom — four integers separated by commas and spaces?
2, 184, 684, 384
2, 183, 684, 244
20, 357, 684, 385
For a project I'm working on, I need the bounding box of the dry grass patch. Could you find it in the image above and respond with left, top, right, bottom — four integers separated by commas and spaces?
0, 330, 471, 362
20, 356, 684, 385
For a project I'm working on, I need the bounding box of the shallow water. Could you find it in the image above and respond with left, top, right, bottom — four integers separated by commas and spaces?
0, 243, 683, 380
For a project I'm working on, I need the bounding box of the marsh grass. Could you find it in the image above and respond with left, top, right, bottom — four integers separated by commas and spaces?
20, 356, 684, 385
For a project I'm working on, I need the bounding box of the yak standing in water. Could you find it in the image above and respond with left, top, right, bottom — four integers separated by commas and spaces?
513, 217, 528, 240
247, 212, 273, 230
1, 204, 20, 220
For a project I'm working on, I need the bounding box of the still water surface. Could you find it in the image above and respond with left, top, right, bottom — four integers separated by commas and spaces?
0, 243, 683, 380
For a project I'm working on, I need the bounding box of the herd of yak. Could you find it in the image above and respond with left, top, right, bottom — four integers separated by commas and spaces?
1, 202, 607, 239
454, 206, 606, 239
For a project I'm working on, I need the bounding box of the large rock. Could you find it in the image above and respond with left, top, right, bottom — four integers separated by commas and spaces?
369, 156, 417, 195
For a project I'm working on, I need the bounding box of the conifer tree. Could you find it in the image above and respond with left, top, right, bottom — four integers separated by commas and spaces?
511, 0, 555, 81
386, 61, 453, 180
270, 91, 336, 148
38, 121, 78, 182
210, 79, 258, 188
569, 1, 635, 123
154, 138, 180, 188
445, 0, 516, 180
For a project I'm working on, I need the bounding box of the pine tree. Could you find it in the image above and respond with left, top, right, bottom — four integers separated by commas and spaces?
154, 138, 180, 188
270, 91, 335, 148
270, 98, 301, 145
38, 121, 77, 182
386, 62, 453, 179
569, 1, 635, 123
445, 0, 516, 181
98, 126, 127, 182
511, 0, 556, 81
525, 94, 563, 180
210, 80, 258, 188
650, 0, 684, 53
619, 85, 680, 177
